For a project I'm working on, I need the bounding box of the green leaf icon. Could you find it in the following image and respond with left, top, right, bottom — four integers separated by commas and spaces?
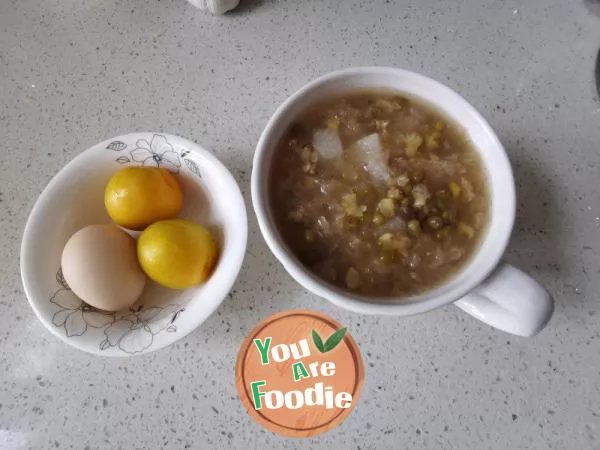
312, 330, 325, 353
323, 327, 347, 353
312, 328, 348, 353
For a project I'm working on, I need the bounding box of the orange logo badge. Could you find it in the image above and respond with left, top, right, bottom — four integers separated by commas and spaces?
235, 310, 364, 437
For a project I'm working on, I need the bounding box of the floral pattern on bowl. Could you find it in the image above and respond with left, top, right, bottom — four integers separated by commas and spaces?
50, 268, 185, 355
109, 133, 202, 177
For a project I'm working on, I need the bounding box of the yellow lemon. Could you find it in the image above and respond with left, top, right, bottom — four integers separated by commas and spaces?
104, 167, 182, 230
137, 219, 218, 289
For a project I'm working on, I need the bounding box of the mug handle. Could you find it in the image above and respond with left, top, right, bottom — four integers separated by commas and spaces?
454, 264, 554, 337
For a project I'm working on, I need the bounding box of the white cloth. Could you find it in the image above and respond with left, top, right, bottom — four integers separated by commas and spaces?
186, 0, 240, 15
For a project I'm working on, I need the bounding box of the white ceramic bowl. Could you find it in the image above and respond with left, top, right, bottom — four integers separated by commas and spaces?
251, 67, 553, 335
21, 132, 247, 356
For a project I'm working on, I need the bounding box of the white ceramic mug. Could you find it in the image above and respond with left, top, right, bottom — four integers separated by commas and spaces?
251, 67, 553, 337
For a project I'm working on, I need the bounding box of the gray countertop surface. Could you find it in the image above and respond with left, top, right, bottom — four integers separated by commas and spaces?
1, 0, 599, 449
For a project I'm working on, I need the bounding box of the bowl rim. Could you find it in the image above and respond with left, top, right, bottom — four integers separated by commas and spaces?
251, 66, 516, 316
21, 132, 248, 356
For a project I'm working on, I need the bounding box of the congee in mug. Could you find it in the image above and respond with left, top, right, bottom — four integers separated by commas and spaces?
269, 91, 490, 297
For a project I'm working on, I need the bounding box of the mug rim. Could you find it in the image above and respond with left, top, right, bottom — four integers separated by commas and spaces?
251, 66, 516, 316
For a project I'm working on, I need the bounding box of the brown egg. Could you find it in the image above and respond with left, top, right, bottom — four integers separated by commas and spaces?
61, 225, 146, 311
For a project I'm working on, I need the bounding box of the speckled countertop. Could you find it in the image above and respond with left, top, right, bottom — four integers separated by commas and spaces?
1, 0, 599, 449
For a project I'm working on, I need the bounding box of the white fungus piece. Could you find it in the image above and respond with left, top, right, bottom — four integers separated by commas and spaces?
345, 267, 361, 289
412, 184, 430, 208
348, 133, 390, 182
460, 177, 475, 202
413, 159, 466, 178
313, 129, 343, 160
378, 217, 406, 234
